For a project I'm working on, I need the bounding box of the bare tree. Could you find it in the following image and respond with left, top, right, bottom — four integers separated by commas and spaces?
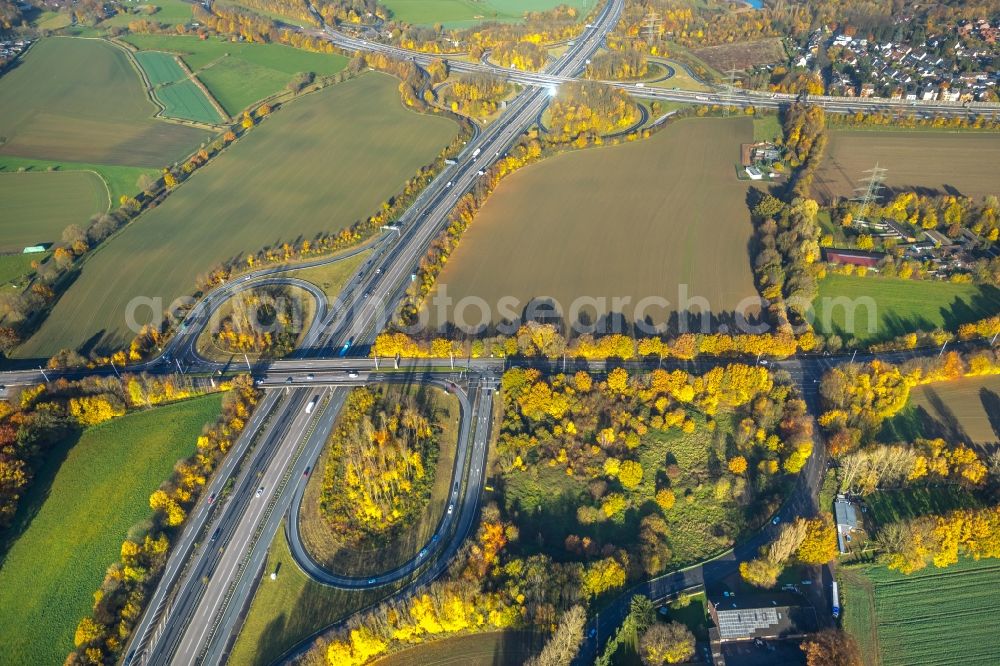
525, 605, 587, 666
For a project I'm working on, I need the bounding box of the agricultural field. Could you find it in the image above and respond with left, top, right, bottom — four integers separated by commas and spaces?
133, 50, 225, 123
840, 558, 1000, 666
372, 631, 544, 665
229, 528, 399, 666
0, 37, 209, 167
425, 117, 759, 332
811, 274, 1000, 343
134, 50, 188, 86
812, 131, 1000, 203
122, 34, 348, 116
17, 73, 457, 358
154, 80, 225, 124
0, 394, 222, 666
879, 374, 1000, 447
381, 0, 594, 27
0, 156, 156, 203
0, 171, 109, 252
298, 383, 460, 576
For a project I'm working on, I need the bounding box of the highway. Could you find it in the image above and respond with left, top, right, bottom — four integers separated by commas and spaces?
315, 22, 1000, 119
117, 0, 625, 663
4, 1, 996, 662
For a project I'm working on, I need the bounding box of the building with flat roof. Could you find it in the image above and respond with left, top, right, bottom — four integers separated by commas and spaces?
708, 594, 817, 643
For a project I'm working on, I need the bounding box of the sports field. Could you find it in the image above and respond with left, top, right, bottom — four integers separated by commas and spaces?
0, 394, 222, 666
0, 37, 209, 167
18, 73, 457, 357
122, 34, 348, 116
840, 558, 1000, 666
0, 171, 109, 252
880, 374, 1000, 446
425, 117, 759, 332
382, 0, 593, 27
811, 274, 1000, 343
812, 130, 1000, 202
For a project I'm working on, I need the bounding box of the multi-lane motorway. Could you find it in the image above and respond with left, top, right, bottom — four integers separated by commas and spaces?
3, 2, 998, 664
117, 1, 626, 664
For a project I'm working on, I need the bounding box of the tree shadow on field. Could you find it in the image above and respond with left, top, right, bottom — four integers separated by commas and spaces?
0, 425, 82, 568
979, 388, 1000, 445
921, 387, 971, 445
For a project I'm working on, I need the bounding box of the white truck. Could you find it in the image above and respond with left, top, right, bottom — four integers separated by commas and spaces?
472, 148, 481, 158
831, 581, 840, 619
305, 396, 318, 414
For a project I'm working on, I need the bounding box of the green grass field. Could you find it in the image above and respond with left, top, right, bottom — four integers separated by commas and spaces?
0, 394, 222, 666
155, 80, 224, 124
0, 37, 209, 167
862, 486, 981, 528
101, 0, 194, 26
134, 49, 187, 85
0, 171, 109, 252
0, 253, 45, 287
0, 156, 156, 204
427, 117, 759, 330
879, 375, 1000, 446
122, 34, 348, 115
17, 73, 457, 358
840, 558, 1000, 666
812, 274, 1000, 343
382, 0, 593, 27
229, 527, 399, 666
752, 114, 782, 142
133, 51, 223, 123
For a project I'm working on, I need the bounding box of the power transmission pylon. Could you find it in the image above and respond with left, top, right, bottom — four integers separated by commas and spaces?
639, 9, 662, 43
851, 165, 888, 225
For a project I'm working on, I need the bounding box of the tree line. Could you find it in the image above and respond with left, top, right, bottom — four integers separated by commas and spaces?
67, 376, 260, 665
0, 373, 213, 532
818, 349, 1000, 457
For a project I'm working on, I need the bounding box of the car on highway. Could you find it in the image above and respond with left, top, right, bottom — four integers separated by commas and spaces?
445, 181, 453, 188
348, 371, 360, 379
303, 466, 311, 477
368, 578, 376, 584
306, 373, 314, 380
448, 503, 454, 515
772, 515, 781, 525
256, 485, 265, 498
432, 534, 440, 542
418, 548, 427, 558
211, 528, 222, 542
207, 492, 217, 504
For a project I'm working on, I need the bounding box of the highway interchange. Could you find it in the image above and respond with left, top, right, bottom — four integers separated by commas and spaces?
2, 2, 999, 664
